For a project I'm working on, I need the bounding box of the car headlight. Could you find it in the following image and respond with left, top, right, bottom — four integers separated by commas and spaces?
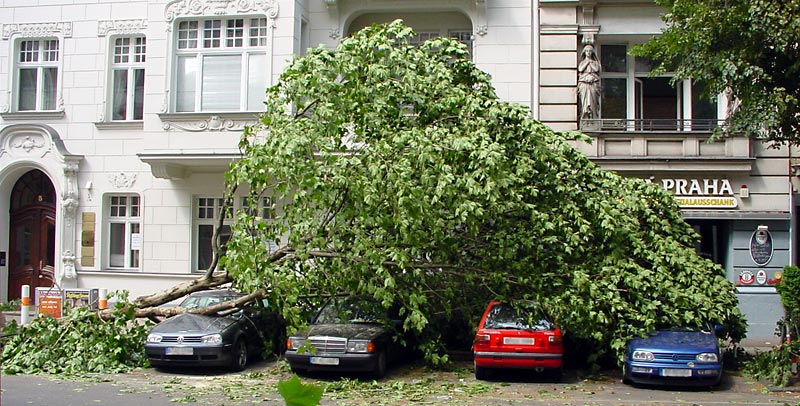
287, 337, 306, 350
201, 334, 223, 344
347, 340, 374, 353
696, 352, 718, 363
146, 334, 163, 343
632, 350, 654, 361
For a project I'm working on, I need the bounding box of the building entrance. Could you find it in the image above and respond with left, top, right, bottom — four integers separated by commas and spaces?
8, 169, 56, 301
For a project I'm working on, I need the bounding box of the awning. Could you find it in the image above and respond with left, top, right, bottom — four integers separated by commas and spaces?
681, 210, 791, 220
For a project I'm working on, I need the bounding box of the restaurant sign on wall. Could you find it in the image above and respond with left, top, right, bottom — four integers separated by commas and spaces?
737, 226, 779, 287
659, 178, 737, 208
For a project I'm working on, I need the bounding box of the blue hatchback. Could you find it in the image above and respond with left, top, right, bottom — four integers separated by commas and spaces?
623, 326, 723, 387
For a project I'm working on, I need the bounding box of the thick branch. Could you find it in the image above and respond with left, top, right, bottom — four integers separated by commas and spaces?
131, 272, 233, 309
132, 289, 266, 319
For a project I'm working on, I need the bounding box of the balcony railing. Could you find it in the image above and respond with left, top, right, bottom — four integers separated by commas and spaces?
581, 118, 723, 132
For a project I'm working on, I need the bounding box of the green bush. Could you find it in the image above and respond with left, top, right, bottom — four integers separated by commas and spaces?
744, 265, 800, 386
777, 265, 800, 338
1, 292, 151, 375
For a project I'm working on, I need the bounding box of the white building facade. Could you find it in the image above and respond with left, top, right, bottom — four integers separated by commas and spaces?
0, 0, 792, 338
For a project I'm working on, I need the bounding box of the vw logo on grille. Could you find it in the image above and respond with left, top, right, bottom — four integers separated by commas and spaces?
672, 354, 678, 361
177, 335, 184, 344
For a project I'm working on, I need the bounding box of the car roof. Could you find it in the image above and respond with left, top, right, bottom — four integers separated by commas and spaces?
186, 289, 243, 298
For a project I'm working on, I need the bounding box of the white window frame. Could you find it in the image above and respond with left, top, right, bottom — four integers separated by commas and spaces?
109, 35, 146, 121
105, 194, 142, 270
13, 38, 61, 112
193, 197, 231, 273
193, 196, 276, 272
171, 17, 268, 113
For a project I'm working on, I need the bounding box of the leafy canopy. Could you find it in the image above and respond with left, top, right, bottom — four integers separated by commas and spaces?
223, 20, 746, 365
633, 0, 800, 145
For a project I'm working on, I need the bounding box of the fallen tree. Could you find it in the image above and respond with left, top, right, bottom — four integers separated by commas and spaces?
3, 21, 747, 375
219, 20, 746, 366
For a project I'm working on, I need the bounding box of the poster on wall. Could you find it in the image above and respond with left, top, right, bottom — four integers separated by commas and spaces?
64, 288, 99, 311
35, 287, 63, 319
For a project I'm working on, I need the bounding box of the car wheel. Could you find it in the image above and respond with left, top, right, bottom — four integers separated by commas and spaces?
710, 374, 723, 389
474, 362, 489, 380
230, 339, 248, 372
622, 366, 633, 385
372, 351, 387, 379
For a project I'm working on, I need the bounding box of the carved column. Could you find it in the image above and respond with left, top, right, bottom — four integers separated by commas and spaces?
59, 159, 81, 288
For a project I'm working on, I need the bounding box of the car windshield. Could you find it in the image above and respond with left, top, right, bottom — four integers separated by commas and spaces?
314, 298, 383, 324
179, 294, 239, 309
660, 325, 713, 334
483, 302, 555, 331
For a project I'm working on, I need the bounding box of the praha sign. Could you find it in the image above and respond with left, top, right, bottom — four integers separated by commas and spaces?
659, 178, 737, 209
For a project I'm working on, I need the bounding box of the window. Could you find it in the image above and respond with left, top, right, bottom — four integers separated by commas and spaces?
241, 196, 276, 220
111, 36, 146, 120
15, 39, 59, 111
598, 44, 718, 129
409, 31, 440, 46
195, 197, 231, 272
194, 196, 276, 272
174, 17, 268, 112
107, 195, 141, 269
449, 30, 473, 56
300, 19, 309, 55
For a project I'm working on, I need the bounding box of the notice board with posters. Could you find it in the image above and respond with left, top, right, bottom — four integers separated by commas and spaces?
36, 287, 63, 318
64, 288, 99, 311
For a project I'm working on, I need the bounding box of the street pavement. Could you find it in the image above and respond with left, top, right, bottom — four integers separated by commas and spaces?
3, 357, 800, 406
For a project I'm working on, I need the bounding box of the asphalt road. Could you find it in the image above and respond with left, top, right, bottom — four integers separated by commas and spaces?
3, 359, 800, 406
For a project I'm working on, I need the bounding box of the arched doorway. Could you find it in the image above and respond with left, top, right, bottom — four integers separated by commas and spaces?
8, 169, 56, 301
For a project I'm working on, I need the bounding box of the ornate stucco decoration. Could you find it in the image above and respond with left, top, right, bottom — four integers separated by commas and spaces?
97, 19, 148, 37
2, 22, 73, 39
0, 124, 83, 287
323, 0, 338, 8
329, 28, 341, 40
475, 0, 489, 36
165, 0, 279, 28
109, 172, 137, 189
161, 115, 258, 131
579, 4, 599, 44
12, 135, 45, 153
62, 250, 77, 279
61, 161, 80, 227
59, 157, 81, 287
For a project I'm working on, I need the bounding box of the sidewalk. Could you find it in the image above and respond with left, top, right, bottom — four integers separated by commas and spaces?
737, 337, 778, 355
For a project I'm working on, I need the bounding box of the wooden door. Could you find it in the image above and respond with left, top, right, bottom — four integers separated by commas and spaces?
8, 170, 56, 301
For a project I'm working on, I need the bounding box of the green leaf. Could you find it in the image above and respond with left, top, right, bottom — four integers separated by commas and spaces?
277, 375, 323, 406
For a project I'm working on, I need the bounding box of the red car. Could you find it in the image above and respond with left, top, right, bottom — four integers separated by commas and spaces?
473, 300, 564, 381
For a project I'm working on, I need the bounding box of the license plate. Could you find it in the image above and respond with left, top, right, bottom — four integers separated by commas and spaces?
310, 357, 340, 365
165, 347, 194, 356
661, 368, 692, 377
503, 337, 534, 345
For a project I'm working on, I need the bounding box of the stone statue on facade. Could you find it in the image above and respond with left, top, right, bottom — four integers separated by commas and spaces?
577, 44, 601, 120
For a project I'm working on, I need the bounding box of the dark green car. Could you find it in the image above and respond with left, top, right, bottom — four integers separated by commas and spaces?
145, 290, 283, 371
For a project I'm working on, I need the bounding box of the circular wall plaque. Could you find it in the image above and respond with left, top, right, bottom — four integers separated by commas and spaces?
749, 228, 773, 266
